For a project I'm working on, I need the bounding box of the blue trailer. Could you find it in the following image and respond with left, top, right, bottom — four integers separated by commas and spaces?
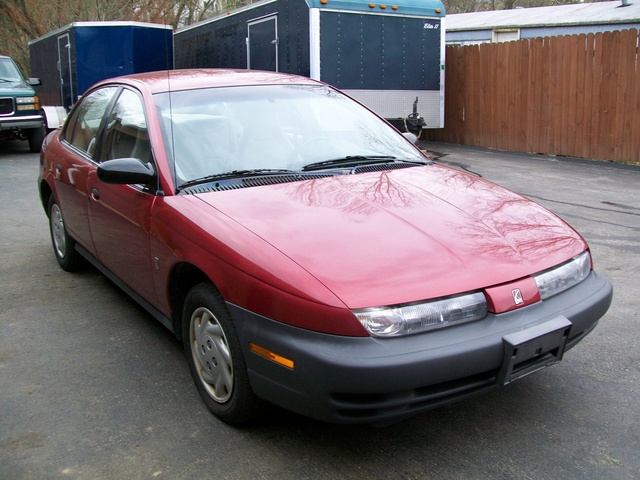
173, 0, 446, 133
29, 21, 173, 129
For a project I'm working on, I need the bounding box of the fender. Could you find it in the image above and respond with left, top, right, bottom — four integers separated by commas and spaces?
41, 106, 69, 130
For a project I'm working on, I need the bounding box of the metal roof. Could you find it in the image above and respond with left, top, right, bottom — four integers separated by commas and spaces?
446, 1, 640, 31
178, 0, 445, 33
29, 21, 173, 45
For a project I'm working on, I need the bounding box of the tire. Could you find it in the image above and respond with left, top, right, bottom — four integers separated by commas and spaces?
183, 283, 263, 424
48, 196, 83, 271
27, 125, 46, 153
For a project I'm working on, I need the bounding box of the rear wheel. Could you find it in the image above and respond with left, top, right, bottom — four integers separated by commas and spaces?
183, 283, 262, 424
48, 196, 83, 271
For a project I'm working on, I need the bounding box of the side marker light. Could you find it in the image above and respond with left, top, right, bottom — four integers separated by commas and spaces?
250, 342, 294, 369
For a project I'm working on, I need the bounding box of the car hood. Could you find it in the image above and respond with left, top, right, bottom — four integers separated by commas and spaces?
194, 165, 586, 308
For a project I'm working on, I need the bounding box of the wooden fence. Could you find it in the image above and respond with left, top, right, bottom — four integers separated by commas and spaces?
425, 29, 640, 164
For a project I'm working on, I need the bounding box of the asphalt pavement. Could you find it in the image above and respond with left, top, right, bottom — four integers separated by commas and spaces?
1, 138, 638, 479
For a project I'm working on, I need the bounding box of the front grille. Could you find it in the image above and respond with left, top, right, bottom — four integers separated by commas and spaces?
0, 97, 15, 116
330, 370, 497, 421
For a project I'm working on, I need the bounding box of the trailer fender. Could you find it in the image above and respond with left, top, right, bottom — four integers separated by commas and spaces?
41, 106, 68, 130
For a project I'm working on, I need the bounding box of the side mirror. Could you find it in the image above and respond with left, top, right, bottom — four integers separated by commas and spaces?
402, 132, 418, 145
98, 158, 155, 185
28, 78, 42, 86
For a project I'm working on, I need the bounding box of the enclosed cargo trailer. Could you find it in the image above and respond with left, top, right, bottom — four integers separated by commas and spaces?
29, 21, 173, 129
174, 0, 446, 133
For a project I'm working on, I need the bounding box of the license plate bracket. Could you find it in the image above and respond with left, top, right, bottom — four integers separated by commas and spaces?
497, 316, 572, 385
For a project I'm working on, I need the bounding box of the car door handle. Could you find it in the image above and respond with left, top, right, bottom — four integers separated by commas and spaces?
90, 187, 100, 201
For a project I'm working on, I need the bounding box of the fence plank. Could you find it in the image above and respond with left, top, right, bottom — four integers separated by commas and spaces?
466, 45, 479, 145
617, 29, 636, 162
629, 30, 640, 162
582, 33, 596, 159
515, 40, 529, 152
625, 30, 640, 162
565, 34, 580, 157
599, 31, 618, 160
574, 34, 588, 158
526, 37, 543, 153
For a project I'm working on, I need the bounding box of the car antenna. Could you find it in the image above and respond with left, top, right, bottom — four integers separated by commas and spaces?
162, 9, 178, 194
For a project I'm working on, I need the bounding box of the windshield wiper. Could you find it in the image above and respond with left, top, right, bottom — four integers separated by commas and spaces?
177, 169, 295, 190
302, 155, 398, 172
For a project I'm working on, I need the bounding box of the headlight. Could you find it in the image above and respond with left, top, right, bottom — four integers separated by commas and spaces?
16, 96, 39, 111
354, 292, 487, 338
534, 251, 591, 300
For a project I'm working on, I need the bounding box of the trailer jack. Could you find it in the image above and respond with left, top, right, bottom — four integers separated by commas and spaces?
404, 97, 426, 138
389, 97, 426, 138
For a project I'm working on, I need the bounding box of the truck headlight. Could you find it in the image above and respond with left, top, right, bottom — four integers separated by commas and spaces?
354, 292, 487, 338
534, 251, 591, 300
16, 96, 39, 110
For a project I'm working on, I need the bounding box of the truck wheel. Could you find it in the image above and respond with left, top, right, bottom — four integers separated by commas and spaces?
27, 125, 46, 153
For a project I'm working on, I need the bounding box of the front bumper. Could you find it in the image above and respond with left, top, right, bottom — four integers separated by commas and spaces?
0, 114, 43, 131
229, 271, 612, 424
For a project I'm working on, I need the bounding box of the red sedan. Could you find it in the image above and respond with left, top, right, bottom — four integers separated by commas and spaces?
38, 69, 612, 424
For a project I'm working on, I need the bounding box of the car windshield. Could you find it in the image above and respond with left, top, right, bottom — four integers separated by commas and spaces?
153, 84, 425, 187
0, 58, 25, 82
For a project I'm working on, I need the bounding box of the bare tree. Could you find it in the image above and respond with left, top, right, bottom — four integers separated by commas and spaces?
0, 0, 217, 74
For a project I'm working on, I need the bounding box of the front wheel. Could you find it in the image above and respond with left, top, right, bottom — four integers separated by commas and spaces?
48, 196, 83, 271
27, 125, 46, 153
183, 283, 263, 424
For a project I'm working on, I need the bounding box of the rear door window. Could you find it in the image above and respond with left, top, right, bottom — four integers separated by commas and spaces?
63, 87, 118, 158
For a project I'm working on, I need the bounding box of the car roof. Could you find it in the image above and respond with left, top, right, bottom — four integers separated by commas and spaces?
95, 68, 322, 94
